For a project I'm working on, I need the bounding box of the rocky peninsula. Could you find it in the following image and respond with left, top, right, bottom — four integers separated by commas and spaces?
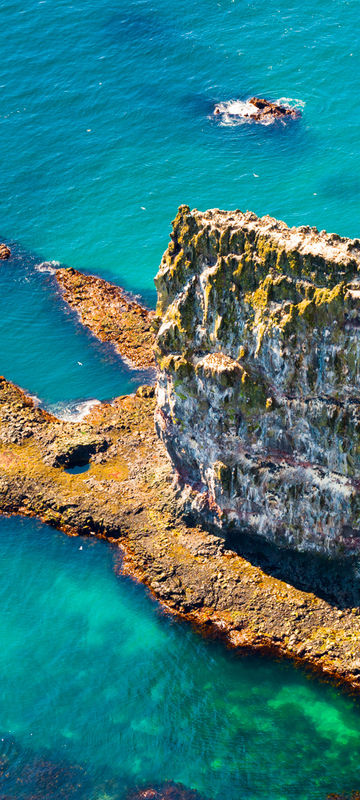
56, 266, 156, 372
1, 209, 360, 696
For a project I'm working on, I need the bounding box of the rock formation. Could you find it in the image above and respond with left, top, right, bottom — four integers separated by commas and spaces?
0, 243, 11, 260
154, 205, 360, 557
214, 97, 300, 122
247, 96, 300, 120
56, 267, 156, 372
1, 268, 360, 691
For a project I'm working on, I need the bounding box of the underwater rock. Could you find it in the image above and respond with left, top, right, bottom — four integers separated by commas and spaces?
127, 781, 211, 800
0, 243, 11, 259
154, 205, 360, 557
0, 733, 88, 799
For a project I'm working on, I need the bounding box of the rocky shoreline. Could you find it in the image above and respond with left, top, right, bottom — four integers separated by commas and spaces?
0, 260, 360, 697
56, 266, 156, 372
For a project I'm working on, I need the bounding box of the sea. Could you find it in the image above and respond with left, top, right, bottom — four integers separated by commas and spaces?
0, 0, 360, 797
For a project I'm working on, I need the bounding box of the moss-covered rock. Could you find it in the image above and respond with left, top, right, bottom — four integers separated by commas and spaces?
155, 206, 360, 557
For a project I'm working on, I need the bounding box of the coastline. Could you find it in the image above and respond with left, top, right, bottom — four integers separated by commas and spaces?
0, 267, 360, 696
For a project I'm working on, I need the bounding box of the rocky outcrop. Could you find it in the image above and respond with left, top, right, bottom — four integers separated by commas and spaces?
2, 373, 360, 694
0, 243, 11, 260
247, 96, 300, 120
2, 264, 360, 691
154, 206, 360, 558
56, 267, 156, 372
214, 97, 300, 123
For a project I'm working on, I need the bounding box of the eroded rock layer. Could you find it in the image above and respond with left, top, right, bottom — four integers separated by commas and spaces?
154, 206, 360, 557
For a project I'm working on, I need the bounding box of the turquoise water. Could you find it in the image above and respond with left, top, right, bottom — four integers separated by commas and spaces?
1, 0, 360, 299
1, 0, 360, 797
0, 250, 151, 414
0, 514, 360, 800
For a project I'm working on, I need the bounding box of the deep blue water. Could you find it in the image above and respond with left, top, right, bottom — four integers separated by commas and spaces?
1, 0, 360, 797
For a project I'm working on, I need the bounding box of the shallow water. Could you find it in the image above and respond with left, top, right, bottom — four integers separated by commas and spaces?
0, 514, 360, 800
1, 0, 360, 797
0, 246, 150, 414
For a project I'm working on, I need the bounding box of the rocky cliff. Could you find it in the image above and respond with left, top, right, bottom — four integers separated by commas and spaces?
154, 205, 360, 557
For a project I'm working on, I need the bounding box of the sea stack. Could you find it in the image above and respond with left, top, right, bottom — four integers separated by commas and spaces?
154, 205, 360, 557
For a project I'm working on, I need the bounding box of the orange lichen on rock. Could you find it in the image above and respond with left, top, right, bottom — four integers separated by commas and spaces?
56, 267, 156, 371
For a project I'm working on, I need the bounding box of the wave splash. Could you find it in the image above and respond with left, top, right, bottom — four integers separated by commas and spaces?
47, 398, 101, 421
213, 97, 304, 126
34, 260, 60, 274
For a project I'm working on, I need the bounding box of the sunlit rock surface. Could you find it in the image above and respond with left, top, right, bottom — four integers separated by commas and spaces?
154, 205, 360, 557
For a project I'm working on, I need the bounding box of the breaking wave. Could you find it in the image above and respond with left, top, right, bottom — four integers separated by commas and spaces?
47, 398, 101, 421
34, 260, 60, 274
213, 97, 304, 126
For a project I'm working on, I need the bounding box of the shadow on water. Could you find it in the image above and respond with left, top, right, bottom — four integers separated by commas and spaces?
103, 9, 178, 47
320, 172, 360, 203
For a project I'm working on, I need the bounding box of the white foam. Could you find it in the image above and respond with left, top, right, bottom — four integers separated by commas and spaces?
213, 97, 304, 127
34, 260, 60, 274
48, 398, 101, 422
277, 96, 305, 109
26, 392, 41, 407
214, 99, 260, 126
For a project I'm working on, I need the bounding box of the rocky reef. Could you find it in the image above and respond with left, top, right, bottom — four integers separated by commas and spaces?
2, 371, 360, 693
155, 205, 360, 557
126, 782, 210, 800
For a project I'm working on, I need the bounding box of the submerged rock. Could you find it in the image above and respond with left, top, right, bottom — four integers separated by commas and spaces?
127, 782, 210, 800
154, 205, 360, 558
0, 243, 11, 259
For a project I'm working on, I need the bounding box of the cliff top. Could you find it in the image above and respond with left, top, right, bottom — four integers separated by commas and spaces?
181, 205, 360, 269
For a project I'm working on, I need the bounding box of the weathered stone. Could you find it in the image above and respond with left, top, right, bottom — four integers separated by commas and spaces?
0, 272, 360, 693
214, 96, 300, 122
56, 267, 156, 372
248, 96, 300, 120
154, 206, 360, 558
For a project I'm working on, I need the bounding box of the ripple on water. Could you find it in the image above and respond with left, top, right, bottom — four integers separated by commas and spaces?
0, 516, 360, 799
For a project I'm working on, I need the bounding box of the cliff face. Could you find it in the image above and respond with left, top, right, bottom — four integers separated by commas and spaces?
154, 205, 360, 557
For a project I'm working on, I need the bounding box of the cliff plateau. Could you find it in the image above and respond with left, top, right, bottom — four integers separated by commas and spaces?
154, 206, 360, 557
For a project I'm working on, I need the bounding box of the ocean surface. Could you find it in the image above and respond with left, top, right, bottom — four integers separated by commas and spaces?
1, 0, 360, 797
